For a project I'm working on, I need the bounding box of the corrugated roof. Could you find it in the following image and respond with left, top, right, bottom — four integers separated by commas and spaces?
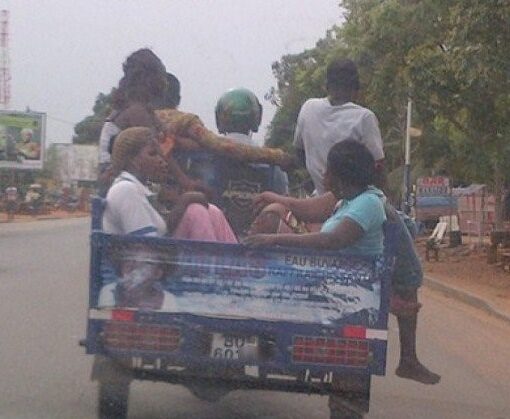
452, 184, 486, 196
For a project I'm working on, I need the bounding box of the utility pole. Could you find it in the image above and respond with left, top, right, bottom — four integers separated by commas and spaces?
0, 9, 10, 109
403, 98, 412, 215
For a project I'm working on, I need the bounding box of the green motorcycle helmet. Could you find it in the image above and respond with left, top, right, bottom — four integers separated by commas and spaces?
215, 88, 263, 134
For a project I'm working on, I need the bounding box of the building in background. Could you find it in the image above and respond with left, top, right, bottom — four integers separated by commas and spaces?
49, 143, 97, 186
71, 144, 97, 183
454, 184, 496, 236
414, 176, 457, 229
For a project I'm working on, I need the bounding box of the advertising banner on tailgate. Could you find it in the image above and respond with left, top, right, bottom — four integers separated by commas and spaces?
96, 239, 385, 327
0, 111, 46, 169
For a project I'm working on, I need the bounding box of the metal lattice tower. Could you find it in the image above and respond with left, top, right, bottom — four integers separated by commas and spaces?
0, 9, 10, 109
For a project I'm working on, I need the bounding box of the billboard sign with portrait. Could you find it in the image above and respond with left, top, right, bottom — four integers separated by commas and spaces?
0, 111, 46, 169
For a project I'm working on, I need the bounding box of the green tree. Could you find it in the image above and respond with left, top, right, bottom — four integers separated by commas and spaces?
267, 0, 510, 223
266, 30, 338, 151
72, 91, 113, 145
406, 0, 510, 226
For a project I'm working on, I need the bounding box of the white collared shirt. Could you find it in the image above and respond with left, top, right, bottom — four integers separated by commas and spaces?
103, 171, 167, 236
98, 121, 121, 164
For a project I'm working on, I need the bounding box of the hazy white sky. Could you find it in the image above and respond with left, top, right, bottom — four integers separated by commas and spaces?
8, 0, 341, 144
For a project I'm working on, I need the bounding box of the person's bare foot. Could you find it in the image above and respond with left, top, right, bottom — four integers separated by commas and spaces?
396, 359, 441, 384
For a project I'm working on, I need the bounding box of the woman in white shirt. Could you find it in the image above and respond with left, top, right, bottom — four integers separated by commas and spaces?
103, 126, 237, 242
99, 126, 237, 310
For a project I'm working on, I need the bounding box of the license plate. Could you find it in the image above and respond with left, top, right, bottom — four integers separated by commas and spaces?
210, 334, 258, 360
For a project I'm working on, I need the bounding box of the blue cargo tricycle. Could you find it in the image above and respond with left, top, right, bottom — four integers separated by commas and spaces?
82, 154, 397, 419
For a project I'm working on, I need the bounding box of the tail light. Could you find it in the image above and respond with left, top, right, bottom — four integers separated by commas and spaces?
111, 309, 135, 322
103, 321, 181, 352
292, 335, 369, 366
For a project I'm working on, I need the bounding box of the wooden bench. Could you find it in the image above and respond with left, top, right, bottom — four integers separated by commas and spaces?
425, 221, 448, 261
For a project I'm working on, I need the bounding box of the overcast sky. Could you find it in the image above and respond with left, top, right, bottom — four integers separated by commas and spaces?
8, 0, 341, 145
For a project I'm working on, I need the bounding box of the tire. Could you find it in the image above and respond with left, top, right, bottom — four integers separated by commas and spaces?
329, 397, 364, 419
329, 373, 369, 419
98, 378, 130, 419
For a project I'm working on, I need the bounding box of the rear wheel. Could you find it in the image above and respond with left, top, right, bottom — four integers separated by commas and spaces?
98, 378, 130, 419
329, 397, 364, 419
329, 373, 369, 419
92, 356, 131, 419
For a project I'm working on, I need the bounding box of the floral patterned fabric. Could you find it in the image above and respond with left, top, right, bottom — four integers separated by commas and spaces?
156, 108, 292, 168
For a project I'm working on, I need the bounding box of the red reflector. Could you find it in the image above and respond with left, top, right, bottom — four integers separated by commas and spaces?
292, 335, 369, 367
111, 309, 135, 322
343, 325, 366, 339
103, 321, 181, 352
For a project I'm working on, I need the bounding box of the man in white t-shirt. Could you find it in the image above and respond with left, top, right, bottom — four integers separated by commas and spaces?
292, 59, 440, 389
293, 58, 385, 195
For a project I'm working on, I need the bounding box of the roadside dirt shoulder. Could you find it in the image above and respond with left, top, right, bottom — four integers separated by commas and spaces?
418, 239, 510, 316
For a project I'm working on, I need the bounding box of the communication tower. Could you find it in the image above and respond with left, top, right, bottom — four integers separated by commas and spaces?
0, 9, 11, 109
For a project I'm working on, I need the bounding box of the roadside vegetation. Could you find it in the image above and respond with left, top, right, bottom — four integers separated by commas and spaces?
73, 1, 509, 225
266, 0, 509, 225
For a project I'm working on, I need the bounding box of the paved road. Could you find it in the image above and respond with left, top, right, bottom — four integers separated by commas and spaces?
1, 218, 509, 419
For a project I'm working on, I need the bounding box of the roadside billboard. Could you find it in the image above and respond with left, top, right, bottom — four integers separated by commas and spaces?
416, 176, 451, 196
0, 110, 46, 169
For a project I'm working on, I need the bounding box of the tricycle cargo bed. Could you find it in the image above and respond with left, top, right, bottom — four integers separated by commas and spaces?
86, 228, 394, 383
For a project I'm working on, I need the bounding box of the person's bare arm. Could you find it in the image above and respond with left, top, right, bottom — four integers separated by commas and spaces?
253, 191, 336, 223
166, 156, 195, 189
175, 136, 201, 151
243, 217, 364, 250
156, 108, 296, 169
285, 193, 337, 223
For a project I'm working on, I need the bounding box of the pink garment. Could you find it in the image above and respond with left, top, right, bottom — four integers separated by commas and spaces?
172, 203, 238, 243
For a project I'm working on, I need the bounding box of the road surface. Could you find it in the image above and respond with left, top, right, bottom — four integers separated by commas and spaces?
1, 218, 509, 419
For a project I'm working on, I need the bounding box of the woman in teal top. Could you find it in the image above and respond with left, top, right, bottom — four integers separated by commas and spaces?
320, 185, 385, 255
245, 139, 440, 387
244, 140, 386, 253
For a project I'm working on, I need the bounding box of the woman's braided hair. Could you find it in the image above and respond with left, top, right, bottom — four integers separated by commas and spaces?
326, 140, 375, 188
111, 127, 154, 176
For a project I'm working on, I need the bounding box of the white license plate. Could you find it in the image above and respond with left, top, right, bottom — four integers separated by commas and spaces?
210, 334, 258, 360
